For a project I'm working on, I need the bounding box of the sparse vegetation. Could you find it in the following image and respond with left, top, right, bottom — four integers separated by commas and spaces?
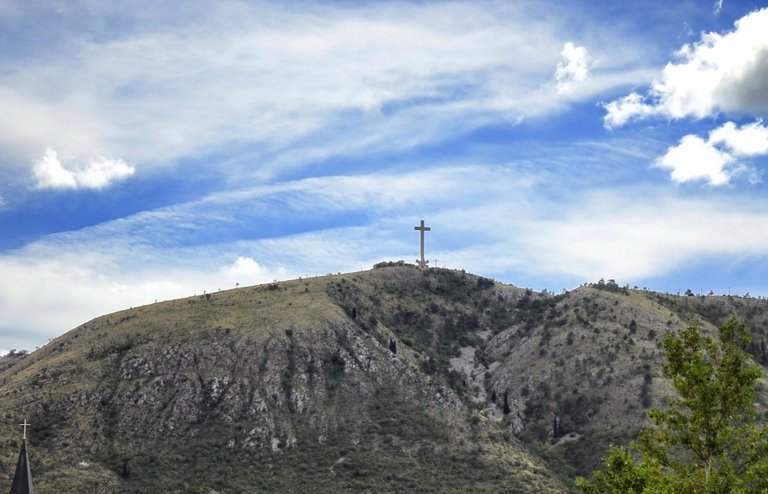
3, 266, 768, 492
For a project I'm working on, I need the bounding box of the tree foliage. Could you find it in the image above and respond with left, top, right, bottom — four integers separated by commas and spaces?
577, 316, 768, 493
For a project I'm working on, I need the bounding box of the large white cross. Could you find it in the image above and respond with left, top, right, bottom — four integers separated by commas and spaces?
20, 419, 30, 440
414, 219, 431, 269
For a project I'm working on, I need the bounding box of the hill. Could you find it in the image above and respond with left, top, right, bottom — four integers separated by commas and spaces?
0, 264, 767, 492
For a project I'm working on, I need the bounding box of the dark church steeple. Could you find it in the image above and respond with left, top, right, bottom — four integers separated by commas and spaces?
9, 420, 33, 494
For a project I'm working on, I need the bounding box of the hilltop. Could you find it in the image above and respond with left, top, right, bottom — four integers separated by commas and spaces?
1, 264, 767, 492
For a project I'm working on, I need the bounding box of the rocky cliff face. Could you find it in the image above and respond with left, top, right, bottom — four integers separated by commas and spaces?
1, 265, 766, 492
0, 266, 563, 492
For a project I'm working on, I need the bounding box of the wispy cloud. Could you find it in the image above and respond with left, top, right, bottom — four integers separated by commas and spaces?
0, 162, 537, 343
5, 152, 768, 347
715, 0, 724, 15
514, 191, 768, 282
0, 1, 650, 188
0, 85, 102, 165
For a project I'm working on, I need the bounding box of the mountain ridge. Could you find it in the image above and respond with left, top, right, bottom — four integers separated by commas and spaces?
1, 263, 767, 492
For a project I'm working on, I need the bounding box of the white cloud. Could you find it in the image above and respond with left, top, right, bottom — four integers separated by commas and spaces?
555, 42, 591, 94
73, 154, 135, 189
656, 134, 734, 185
603, 9, 768, 183
33, 148, 77, 188
603, 92, 659, 129
709, 120, 768, 155
655, 120, 768, 185
33, 147, 135, 189
223, 256, 264, 283
604, 7, 768, 126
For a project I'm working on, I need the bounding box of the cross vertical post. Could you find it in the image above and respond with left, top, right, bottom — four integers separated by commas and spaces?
414, 219, 431, 269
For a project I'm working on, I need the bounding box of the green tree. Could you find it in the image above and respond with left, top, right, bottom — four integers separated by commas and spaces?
577, 316, 768, 493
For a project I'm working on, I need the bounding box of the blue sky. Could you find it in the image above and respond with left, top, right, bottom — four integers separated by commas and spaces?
2, 0, 768, 352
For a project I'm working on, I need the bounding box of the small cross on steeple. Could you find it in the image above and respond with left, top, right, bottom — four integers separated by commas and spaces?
11, 419, 34, 494
20, 419, 30, 440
